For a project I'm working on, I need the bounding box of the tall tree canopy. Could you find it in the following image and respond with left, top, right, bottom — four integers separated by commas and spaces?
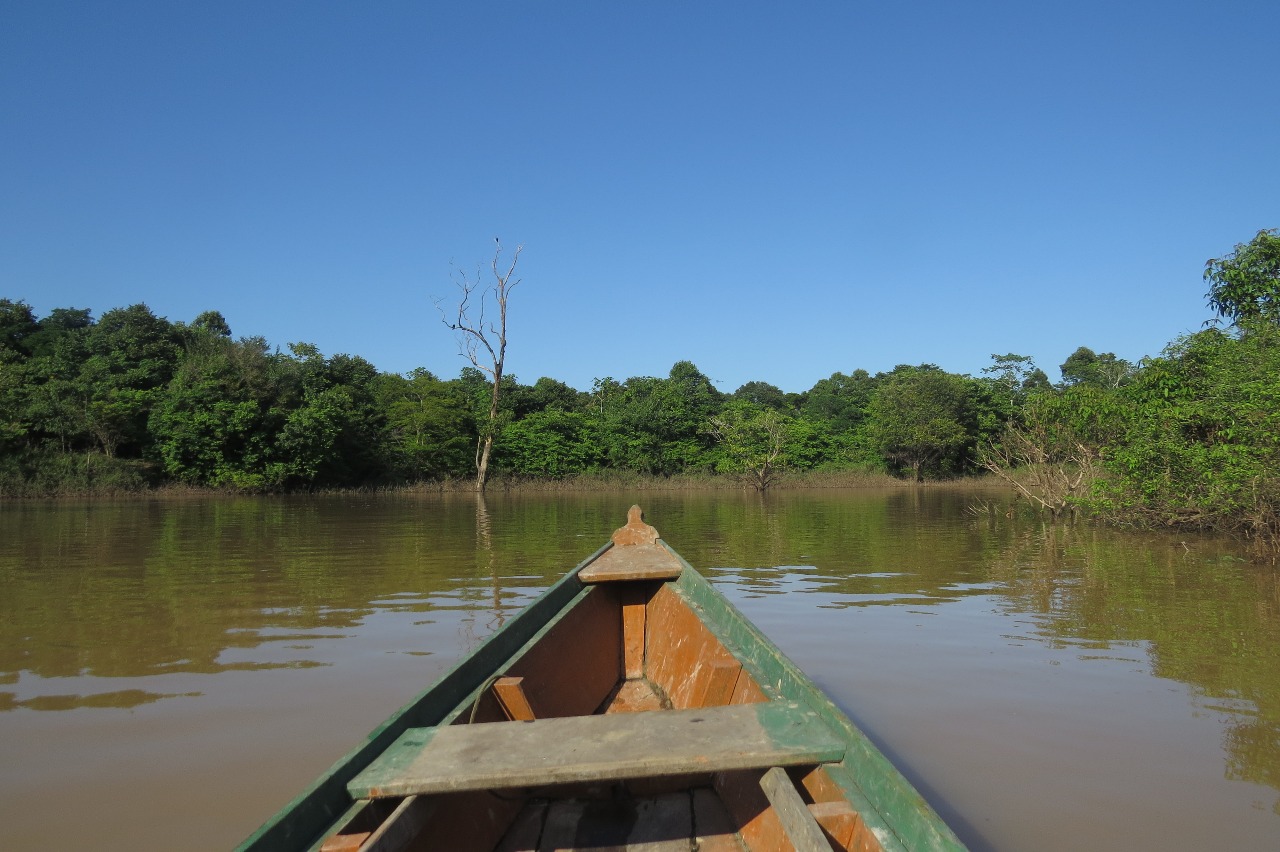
1204, 228, 1280, 326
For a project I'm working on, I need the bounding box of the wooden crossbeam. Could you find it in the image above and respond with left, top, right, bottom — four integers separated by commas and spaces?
347, 702, 844, 800
493, 676, 536, 721
759, 766, 834, 852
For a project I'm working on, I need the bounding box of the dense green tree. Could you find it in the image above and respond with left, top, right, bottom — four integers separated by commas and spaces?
800, 370, 876, 432
866, 367, 974, 481
498, 409, 594, 477
149, 331, 285, 487
511, 376, 583, 417
1204, 228, 1280, 326
1059, 346, 1135, 388
583, 363, 722, 475
376, 369, 473, 480
981, 353, 1040, 424
0, 299, 38, 362
1098, 326, 1280, 544
706, 401, 802, 490
731, 381, 790, 411
70, 304, 180, 457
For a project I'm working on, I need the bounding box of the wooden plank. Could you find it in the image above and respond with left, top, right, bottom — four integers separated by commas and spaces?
497, 585, 621, 720
759, 766, 834, 852
622, 584, 648, 678
348, 702, 844, 799
646, 584, 744, 710
577, 543, 683, 583
695, 659, 743, 708
493, 677, 536, 721
798, 766, 866, 850
317, 832, 368, 852
362, 790, 523, 852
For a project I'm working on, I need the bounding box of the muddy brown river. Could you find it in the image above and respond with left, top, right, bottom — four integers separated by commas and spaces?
2, 489, 1278, 850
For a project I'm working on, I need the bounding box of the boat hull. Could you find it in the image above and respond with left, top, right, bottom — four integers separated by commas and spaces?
237, 513, 965, 852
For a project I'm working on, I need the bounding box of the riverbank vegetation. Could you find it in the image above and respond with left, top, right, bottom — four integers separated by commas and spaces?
3, 229, 1278, 555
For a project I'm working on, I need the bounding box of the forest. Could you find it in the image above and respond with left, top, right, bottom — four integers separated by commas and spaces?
2, 229, 1278, 554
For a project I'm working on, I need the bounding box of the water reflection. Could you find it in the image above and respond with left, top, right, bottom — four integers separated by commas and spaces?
1, 490, 1278, 850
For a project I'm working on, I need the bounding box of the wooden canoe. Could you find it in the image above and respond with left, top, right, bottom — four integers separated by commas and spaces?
237, 506, 966, 851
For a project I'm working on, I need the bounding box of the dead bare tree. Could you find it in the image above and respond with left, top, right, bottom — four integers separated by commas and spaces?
437, 239, 522, 492
978, 420, 1098, 520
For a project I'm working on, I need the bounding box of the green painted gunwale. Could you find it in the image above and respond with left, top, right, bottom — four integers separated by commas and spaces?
663, 543, 966, 852
237, 536, 967, 851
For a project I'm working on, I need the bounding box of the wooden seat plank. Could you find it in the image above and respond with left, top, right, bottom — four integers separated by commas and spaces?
347, 702, 843, 800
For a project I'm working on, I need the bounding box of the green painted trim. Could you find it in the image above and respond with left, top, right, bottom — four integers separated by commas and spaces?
235, 542, 608, 852
666, 545, 967, 851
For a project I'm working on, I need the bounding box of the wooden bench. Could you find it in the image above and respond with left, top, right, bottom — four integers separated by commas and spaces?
347, 701, 845, 799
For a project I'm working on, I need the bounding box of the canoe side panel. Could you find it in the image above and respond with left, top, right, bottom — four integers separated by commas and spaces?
500, 582, 621, 719
668, 555, 966, 852
236, 546, 607, 852
646, 583, 757, 710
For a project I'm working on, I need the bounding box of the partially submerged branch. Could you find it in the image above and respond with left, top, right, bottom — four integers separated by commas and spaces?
978, 421, 1098, 520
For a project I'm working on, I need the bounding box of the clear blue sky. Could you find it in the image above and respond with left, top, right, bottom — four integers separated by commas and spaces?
3, 1, 1276, 393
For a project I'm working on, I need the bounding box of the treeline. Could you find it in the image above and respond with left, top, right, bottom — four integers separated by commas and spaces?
2, 228, 1278, 553
0, 298, 1033, 491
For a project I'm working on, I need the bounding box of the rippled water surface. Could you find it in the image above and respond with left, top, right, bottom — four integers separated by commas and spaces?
1, 490, 1278, 850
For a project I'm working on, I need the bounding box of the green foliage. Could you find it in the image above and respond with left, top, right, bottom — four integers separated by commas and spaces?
866, 367, 976, 481
0, 298, 39, 363
1204, 228, 1280, 326
1096, 326, 1280, 548
800, 370, 876, 432
1059, 346, 1136, 388
706, 400, 795, 490
731, 381, 791, 411
498, 409, 594, 477
6, 229, 1279, 549
377, 369, 473, 479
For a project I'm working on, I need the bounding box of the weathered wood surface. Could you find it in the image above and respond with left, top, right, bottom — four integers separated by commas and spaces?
576, 543, 683, 584
348, 702, 844, 799
577, 505, 683, 584
602, 678, 665, 714
621, 584, 648, 678
493, 677, 537, 721
464, 585, 621, 724
759, 766, 835, 852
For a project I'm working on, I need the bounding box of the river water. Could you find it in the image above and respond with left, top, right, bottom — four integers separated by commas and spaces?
1, 489, 1278, 850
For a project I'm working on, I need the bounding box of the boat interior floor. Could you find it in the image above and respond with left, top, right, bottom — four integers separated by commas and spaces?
494, 783, 745, 852
601, 677, 667, 714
